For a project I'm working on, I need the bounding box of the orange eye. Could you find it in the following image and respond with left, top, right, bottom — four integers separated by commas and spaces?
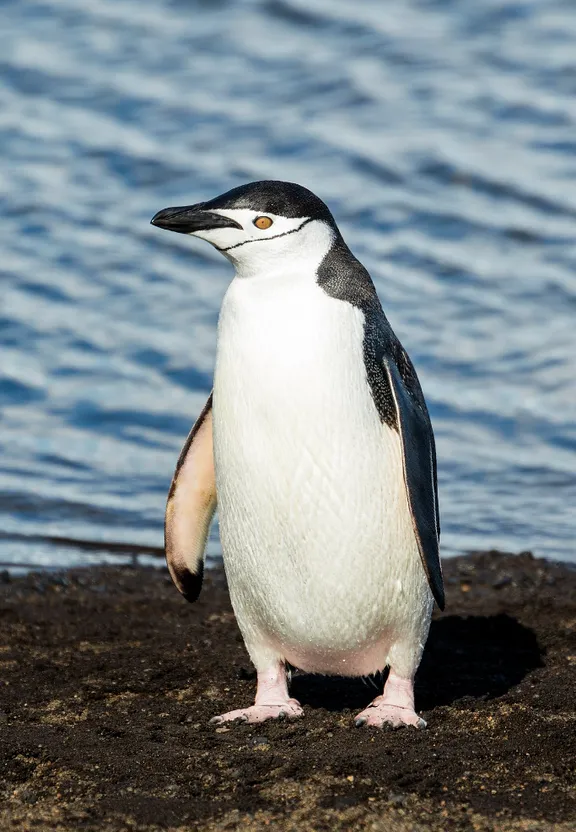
254, 216, 273, 230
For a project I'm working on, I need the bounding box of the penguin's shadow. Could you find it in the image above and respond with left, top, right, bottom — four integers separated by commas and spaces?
290, 614, 544, 712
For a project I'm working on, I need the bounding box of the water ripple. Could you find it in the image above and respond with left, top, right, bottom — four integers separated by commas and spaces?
1, 0, 576, 567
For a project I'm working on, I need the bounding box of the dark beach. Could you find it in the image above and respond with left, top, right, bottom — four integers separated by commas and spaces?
1, 550, 574, 831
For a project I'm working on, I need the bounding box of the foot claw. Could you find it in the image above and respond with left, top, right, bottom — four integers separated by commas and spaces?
355, 716, 367, 727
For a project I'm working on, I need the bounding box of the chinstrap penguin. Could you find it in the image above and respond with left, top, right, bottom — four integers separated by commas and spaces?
151, 181, 444, 729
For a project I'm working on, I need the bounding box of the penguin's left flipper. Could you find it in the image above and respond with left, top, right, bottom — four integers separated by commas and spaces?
382, 352, 445, 610
165, 393, 216, 602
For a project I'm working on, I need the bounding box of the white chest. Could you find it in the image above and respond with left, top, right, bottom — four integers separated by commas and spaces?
213, 272, 390, 532
214, 272, 371, 429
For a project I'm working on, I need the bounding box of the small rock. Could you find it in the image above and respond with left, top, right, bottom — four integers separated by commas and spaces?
388, 792, 408, 806
20, 789, 37, 804
252, 735, 269, 745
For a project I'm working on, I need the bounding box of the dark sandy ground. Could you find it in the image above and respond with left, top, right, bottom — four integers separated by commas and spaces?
0, 550, 575, 831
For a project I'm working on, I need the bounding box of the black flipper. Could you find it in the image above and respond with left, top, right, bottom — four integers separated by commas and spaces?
164, 394, 216, 602
381, 351, 444, 609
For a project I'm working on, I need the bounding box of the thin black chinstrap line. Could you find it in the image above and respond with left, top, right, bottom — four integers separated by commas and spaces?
217, 217, 314, 252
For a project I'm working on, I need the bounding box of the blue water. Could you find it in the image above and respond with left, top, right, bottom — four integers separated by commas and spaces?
2, 0, 576, 570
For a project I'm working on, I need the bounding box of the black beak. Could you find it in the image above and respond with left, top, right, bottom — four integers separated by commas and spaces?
150, 204, 242, 234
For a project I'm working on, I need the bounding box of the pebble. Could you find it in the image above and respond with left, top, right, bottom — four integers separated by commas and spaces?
20, 789, 37, 804
388, 793, 408, 807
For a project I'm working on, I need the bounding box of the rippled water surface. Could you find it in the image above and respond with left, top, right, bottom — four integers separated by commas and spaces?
2, 0, 576, 569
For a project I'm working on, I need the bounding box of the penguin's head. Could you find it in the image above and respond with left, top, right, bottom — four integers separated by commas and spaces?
151, 181, 339, 272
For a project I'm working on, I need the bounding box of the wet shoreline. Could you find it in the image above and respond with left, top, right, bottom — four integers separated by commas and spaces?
1, 550, 575, 830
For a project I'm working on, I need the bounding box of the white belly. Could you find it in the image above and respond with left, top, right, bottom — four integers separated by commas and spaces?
213, 273, 431, 676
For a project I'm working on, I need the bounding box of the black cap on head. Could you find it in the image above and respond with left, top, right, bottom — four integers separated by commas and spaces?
202, 180, 336, 223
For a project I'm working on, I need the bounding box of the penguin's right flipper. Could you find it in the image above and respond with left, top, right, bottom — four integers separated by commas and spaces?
165, 393, 216, 602
381, 352, 445, 610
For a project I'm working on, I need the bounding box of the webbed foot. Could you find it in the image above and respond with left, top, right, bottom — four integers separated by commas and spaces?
355, 696, 426, 729
354, 671, 426, 729
210, 699, 303, 725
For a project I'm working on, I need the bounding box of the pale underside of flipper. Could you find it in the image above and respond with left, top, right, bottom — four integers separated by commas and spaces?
165, 394, 216, 602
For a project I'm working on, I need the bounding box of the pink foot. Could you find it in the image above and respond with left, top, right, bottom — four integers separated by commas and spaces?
209, 660, 304, 726
354, 671, 426, 729
355, 696, 426, 729
210, 699, 303, 725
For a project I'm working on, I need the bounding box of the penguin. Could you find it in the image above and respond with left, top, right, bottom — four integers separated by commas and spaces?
151, 181, 444, 729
